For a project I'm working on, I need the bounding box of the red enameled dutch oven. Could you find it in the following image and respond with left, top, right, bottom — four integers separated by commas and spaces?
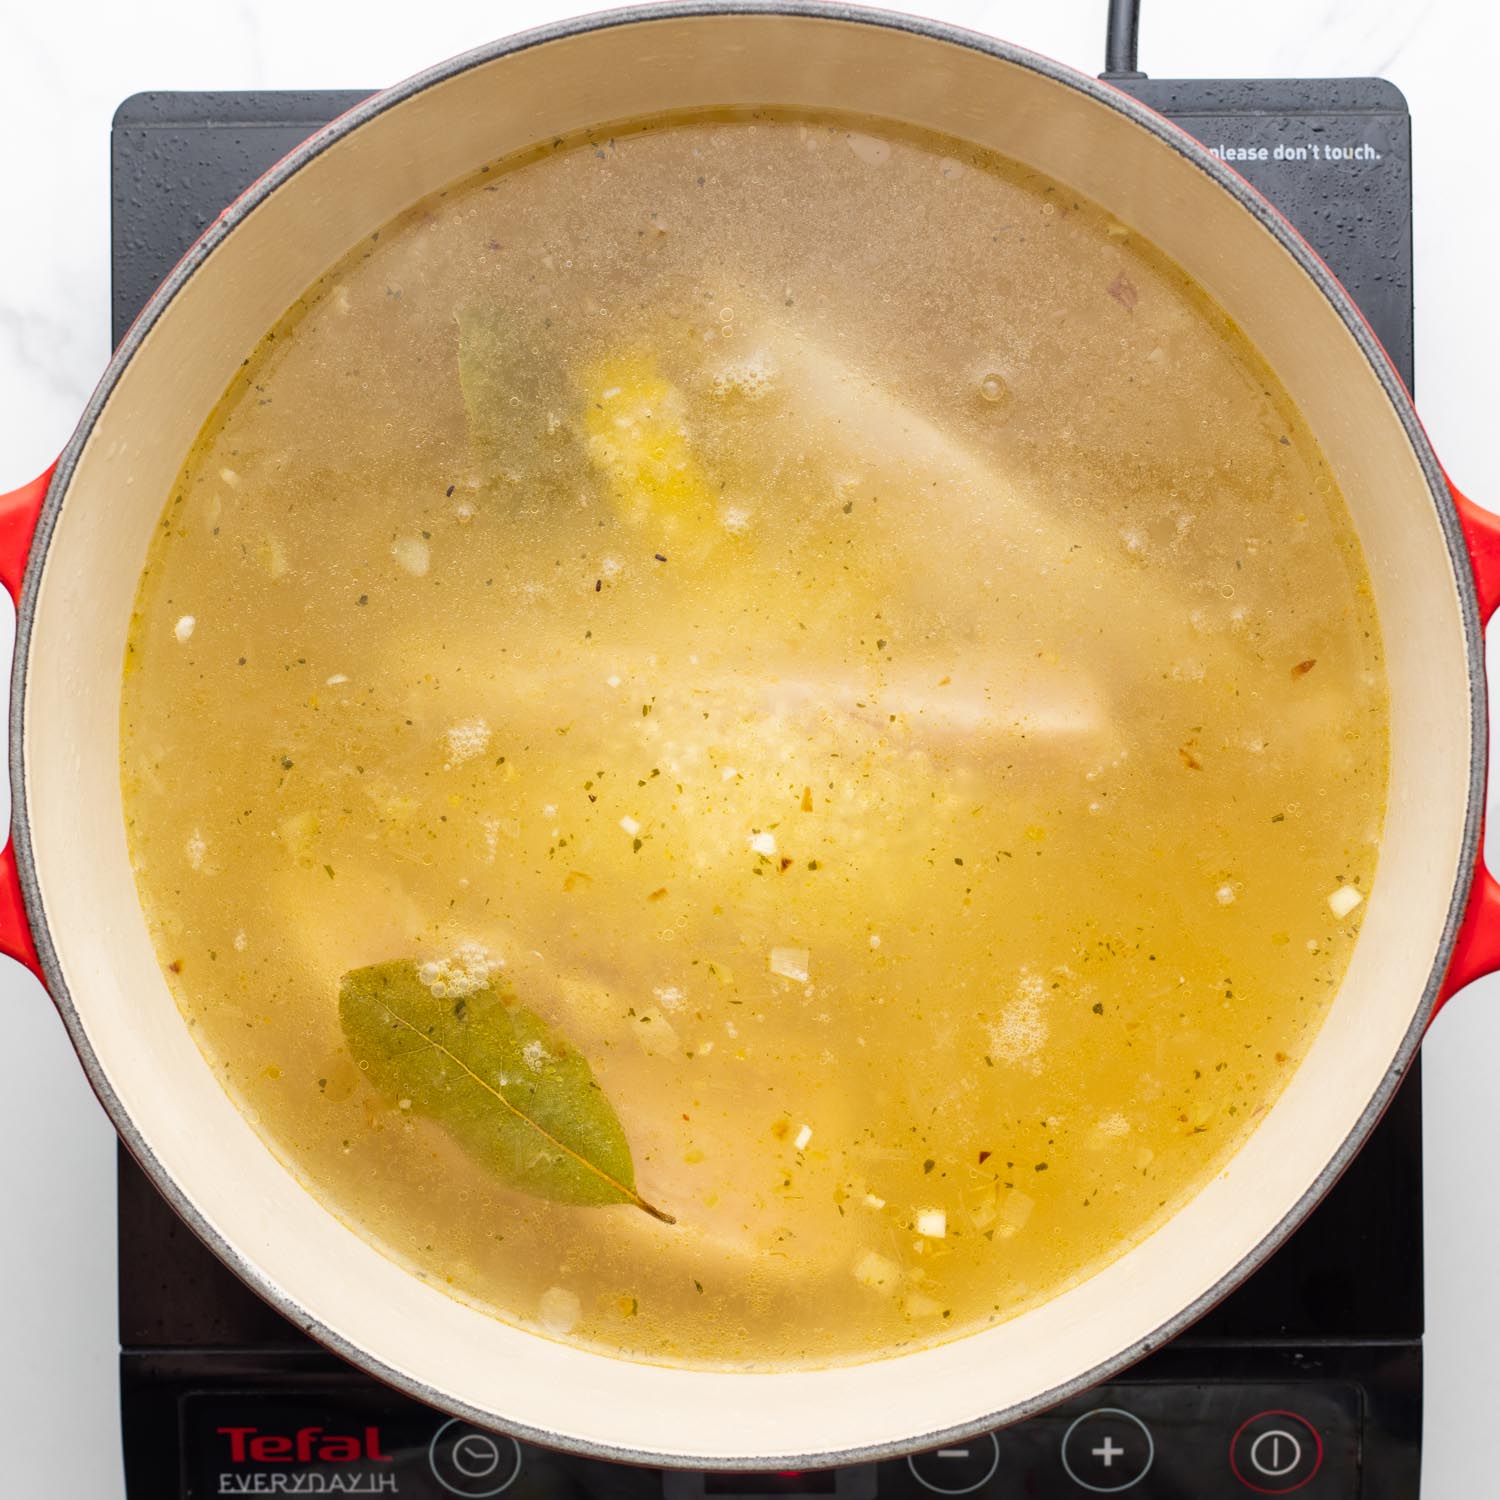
1, 0, 1498, 1471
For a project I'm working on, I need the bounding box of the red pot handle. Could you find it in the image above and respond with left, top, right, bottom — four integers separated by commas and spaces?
1437, 481, 1500, 1011
0, 467, 53, 983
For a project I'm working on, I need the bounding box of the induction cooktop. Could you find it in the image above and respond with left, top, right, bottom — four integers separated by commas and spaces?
112, 71, 1422, 1500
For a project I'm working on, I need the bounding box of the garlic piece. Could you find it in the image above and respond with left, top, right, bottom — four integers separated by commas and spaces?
444, 718, 491, 767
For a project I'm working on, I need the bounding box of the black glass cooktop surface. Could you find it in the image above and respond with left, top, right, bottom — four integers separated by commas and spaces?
113, 78, 1423, 1499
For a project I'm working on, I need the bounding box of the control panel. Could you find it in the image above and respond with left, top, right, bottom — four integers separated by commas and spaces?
176, 1383, 1361, 1498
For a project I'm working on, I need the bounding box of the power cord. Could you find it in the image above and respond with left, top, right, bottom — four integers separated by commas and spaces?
1102, 0, 1146, 79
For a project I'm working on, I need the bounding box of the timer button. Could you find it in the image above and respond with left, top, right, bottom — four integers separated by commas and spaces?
1229, 1411, 1323, 1494
428, 1419, 523, 1497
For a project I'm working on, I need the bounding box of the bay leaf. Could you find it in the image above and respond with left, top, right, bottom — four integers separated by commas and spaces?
339, 959, 672, 1222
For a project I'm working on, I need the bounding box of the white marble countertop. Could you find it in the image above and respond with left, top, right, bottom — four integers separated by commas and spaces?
2, 0, 1499, 1492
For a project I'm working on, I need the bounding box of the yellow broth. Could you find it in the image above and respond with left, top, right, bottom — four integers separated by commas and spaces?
119, 112, 1387, 1367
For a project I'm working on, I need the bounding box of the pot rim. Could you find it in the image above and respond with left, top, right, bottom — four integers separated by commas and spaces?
11, 0, 1483, 1469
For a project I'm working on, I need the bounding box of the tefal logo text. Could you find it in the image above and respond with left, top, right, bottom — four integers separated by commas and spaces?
216, 1427, 394, 1464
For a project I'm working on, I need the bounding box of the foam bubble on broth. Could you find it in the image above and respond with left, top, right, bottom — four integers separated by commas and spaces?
119, 111, 1388, 1369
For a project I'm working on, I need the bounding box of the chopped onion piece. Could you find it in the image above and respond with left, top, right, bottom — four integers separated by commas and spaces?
538, 1286, 581, 1334
1327, 884, 1364, 919
915, 1208, 946, 1239
996, 1190, 1035, 1239
851, 1250, 901, 1293
391, 535, 430, 576
769, 947, 810, 983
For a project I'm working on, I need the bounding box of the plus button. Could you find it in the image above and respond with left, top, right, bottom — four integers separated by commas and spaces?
1060, 1408, 1154, 1492
1092, 1436, 1125, 1468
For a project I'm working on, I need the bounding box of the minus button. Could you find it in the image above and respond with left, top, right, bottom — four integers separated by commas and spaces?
907, 1434, 1000, 1495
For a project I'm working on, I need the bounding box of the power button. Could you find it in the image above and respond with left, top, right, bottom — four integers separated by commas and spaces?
1229, 1410, 1323, 1494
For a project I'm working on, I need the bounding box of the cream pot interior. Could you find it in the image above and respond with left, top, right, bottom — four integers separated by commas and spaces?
13, 5, 1480, 1468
